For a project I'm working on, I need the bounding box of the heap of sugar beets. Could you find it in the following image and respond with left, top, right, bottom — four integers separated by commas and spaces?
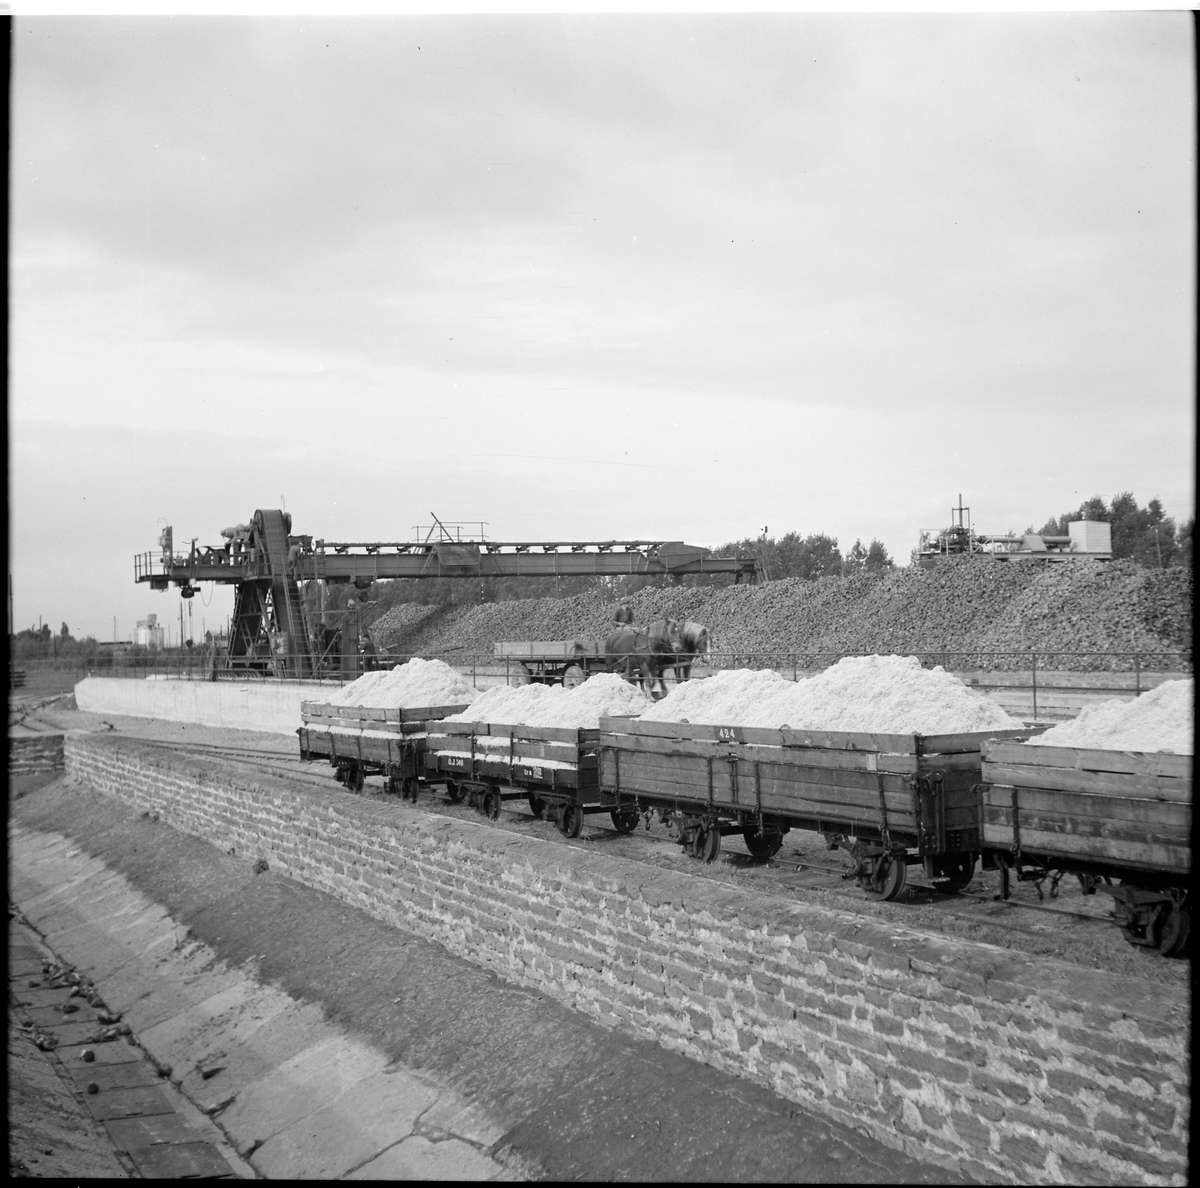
367, 557, 1191, 671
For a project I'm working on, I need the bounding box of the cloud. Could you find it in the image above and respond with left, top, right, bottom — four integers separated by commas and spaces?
10, 14, 1194, 637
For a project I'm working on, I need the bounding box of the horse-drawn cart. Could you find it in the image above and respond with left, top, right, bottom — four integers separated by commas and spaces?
493, 640, 608, 688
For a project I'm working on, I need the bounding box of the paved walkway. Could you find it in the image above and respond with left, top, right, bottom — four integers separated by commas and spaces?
8, 913, 242, 1178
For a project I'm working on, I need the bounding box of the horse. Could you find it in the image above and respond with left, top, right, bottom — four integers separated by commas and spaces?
604, 628, 653, 697
605, 620, 678, 699
645, 619, 681, 697
673, 620, 711, 682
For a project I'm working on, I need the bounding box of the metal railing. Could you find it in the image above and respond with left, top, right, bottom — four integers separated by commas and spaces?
23, 648, 1192, 691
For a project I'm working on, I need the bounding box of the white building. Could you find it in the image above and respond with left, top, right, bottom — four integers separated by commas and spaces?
135, 613, 166, 649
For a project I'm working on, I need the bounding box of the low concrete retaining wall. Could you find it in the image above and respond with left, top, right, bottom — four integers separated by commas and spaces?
8, 732, 65, 776
64, 732, 1189, 1186
73, 677, 342, 737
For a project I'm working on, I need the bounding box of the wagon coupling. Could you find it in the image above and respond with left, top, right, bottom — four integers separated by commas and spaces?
1100, 884, 1190, 957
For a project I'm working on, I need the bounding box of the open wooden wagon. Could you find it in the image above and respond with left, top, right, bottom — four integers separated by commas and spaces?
493, 640, 608, 688
423, 719, 642, 836
597, 717, 1037, 898
298, 701, 469, 799
981, 740, 1192, 956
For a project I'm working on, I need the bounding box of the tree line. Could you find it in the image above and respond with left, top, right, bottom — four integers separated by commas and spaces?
1033, 492, 1192, 570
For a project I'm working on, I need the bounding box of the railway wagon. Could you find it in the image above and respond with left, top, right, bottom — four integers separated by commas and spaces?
981, 739, 1192, 956
423, 719, 642, 836
597, 717, 1037, 898
298, 701, 469, 799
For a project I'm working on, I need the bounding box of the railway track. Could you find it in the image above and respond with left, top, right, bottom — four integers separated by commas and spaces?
110, 733, 1125, 952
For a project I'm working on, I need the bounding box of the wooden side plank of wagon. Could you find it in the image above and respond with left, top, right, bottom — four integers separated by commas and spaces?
983, 740, 1191, 780
984, 762, 1190, 803
601, 719, 1034, 755
597, 750, 923, 829
983, 784, 1191, 830
981, 815, 1190, 872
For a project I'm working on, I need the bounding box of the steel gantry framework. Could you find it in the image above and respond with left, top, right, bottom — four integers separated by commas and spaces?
134, 510, 759, 677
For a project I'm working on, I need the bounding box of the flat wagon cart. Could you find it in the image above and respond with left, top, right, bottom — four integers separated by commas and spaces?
423, 719, 642, 836
597, 717, 1037, 898
980, 740, 1192, 955
494, 641, 608, 688
299, 701, 470, 799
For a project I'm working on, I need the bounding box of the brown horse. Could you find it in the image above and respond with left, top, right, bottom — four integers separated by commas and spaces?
605, 619, 678, 699
673, 620, 711, 682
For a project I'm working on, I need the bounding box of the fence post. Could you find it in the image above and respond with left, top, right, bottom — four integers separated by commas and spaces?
1134, 653, 1141, 696
1030, 652, 1038, 721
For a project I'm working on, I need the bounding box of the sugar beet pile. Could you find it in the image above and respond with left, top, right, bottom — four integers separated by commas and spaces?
366, 558, 1191, 672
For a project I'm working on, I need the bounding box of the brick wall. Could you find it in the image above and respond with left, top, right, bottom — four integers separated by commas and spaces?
9, 732, 65, 776
63, 732, 1188, 1186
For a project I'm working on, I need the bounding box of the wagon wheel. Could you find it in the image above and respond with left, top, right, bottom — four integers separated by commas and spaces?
1160, 902, 1190, 958
561, 803, 584, 839
385, 774, 401, 796
527, 793, 545, 820
347, 765, 364, 794
861, 853, 907, 901
932, 854, 976, 894
742, 825, 783, 861
444, 779, 464, 803
610, 807, 640, 835
561, 665, 587, 690
1114, 882, 1163, 949
690, 824, 721, 864
483, 789, 501, 821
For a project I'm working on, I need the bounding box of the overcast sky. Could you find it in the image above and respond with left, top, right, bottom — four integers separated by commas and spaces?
10, 13, 1195, 643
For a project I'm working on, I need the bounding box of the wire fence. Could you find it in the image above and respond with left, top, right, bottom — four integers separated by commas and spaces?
20, 647, 1192, 692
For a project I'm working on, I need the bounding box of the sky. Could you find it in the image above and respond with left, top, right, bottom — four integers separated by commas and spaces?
9, 12, 1196, 643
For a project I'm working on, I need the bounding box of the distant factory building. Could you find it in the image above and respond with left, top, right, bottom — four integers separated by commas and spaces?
134, 613, 166, 649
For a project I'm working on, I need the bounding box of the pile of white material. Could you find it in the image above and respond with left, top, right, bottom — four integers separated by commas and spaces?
444, 673, 650, 730
324, 658, 477, 709
639, 654, 1022, 734
1027, 679, 1193, 755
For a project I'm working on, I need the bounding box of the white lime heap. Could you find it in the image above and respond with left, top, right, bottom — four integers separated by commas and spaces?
444, 672, 650, 730
325, 657, 477, 709
1027, 679, 1193, 754
639, 654, 1022, 734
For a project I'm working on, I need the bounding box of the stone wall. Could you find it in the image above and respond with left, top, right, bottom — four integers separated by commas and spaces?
63, 732, 1189, 1186
9, 732, 65, 776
